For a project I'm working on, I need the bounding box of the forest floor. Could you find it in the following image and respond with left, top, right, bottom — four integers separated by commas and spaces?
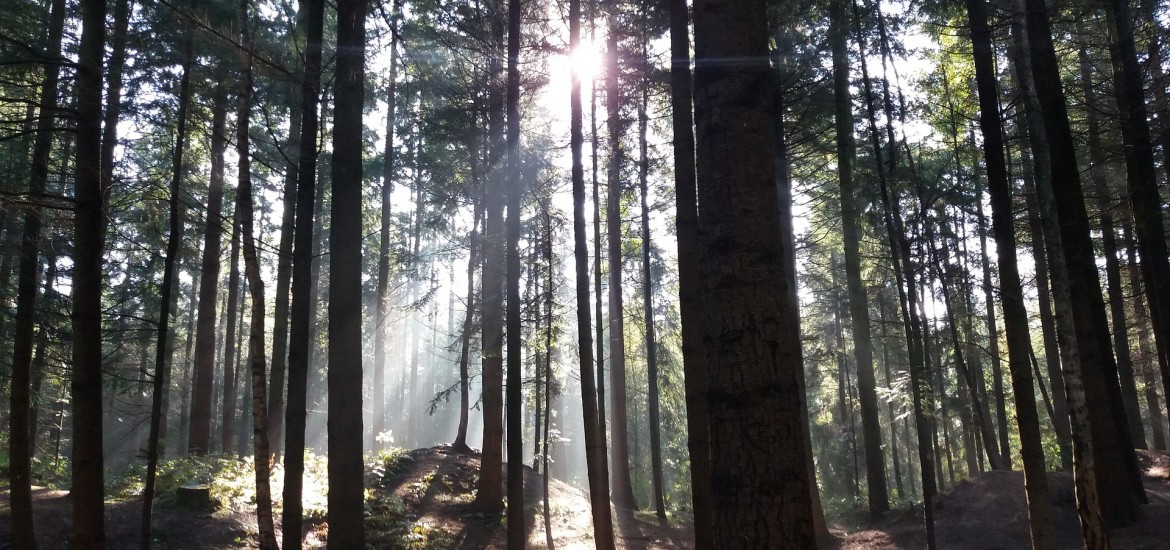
0, 445, 694, 549
4, 447, 1169, 548
833, 449, 1170, 549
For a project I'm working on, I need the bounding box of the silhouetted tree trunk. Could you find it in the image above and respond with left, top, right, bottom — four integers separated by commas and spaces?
1078, 40, 1145, 448
1102, 0, 1170, 457
283, 0, 324, 544
693, 0, 815, 542
453, 198, 481, 452
669, 0, 711, 542
72, 0, 108, 546
504, 0, 524, 540
268, 98, 301, 462
218, 181, 243, 455
328, 0, 366, 545
830, 0, 890, 516
1024, 0, 1145, 527
1128, 225, 1168, 450
976, 187, 1010, 465
8, 0, 65, 545
572, 0, 614, 543
964, 0, 1056, 544
141, 36, 193, 550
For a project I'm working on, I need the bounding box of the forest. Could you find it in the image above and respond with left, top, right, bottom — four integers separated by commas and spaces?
1, 0, 1170, 546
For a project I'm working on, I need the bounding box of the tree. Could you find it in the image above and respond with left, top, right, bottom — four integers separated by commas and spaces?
829, 0, 889, 517
8, 0, 65, 545
328, 0, 367, 545
963, 0, 1055, 544
283, 0, 326, 543
692, 0, 815, 542
572, 0, 615, 543
504, 0, 524, 539
71, 0, 109, 546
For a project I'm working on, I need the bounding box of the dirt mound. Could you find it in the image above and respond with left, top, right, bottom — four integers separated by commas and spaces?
838, 450, 1170, 549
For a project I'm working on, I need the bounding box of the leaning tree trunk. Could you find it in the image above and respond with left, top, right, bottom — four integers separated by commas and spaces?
964, 0, 1056, 544
141, 37, 193, 550
283, 0, 325, 544
327, 0, 367, 545
692, 0, 816, 542
71, 0, 108, 546
9, 0, 66, 545
1024, 0, 1145, 527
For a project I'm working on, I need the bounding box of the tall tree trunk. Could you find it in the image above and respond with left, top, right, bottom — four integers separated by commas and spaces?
693, 0, 815, 542
976, 185, 1010, 466
1078, 40, 1146, 448
571, 0, 615, 543
854, 0, 937, 544
1128, 225, 1168, 450
830, 0, 890, 516
234, 5, 278, 547
283, 0, 325, 543
1102, 0, 1170, 459
669, 0, 712, 541
71, 0, 108, 546
268, 99, 301, 461
1024, 0, 1145, 527
590, 18, 611, 503
8, 0, 66, 545
374, 1, 399, 449
219, 183, 243, 455
605, 11, 637, 511
963, 0, 1056, 544
453, 199, 481, 452
504, 0, 524, 540
328, 0, 366, 545
636, 14, 666, 520
475, 0, 506, 512
141, 37, 193, 550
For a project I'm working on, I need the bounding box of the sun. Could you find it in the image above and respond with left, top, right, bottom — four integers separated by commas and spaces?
568, 40, 603, 83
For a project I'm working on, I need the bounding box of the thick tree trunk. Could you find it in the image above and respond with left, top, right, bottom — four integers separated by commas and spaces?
8, 0, 65, 545
964, 0, 1056, 544
693, 0, 815, 542
328, 0, 367, 546
476, 0, 506, 512
571, 0, 614, 544
71, 0, 108, 546
283, 0, 325, 544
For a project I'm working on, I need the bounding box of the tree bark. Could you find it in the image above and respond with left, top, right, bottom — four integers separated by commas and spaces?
328, 0, 367, 545
282, 0, 325, 543
964, 0, 1056, 544
572, 0, 615, 543
693, 0, 816, 542
374, 1, 400, 449
9, 0, 66, 545
71, 0, 108, 546
504, 0, 524, 540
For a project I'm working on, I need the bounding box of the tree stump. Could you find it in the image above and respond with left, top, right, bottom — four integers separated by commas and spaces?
176, 484, 211, 510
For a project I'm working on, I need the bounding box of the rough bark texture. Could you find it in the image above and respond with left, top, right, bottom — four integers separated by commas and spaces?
692, 0, 815, 543
71, 0, 108, 546
328, 0, 367, 546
